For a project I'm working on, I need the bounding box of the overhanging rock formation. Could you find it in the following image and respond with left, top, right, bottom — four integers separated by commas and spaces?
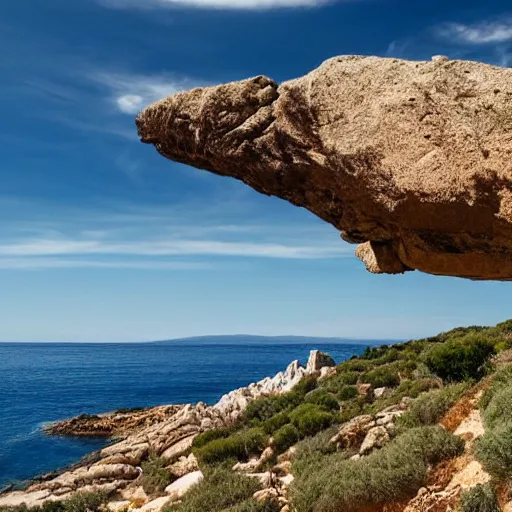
136, 55, 512, 280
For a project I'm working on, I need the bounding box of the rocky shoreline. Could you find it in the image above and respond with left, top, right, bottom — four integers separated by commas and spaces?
44, 406, 184, 438
0, 350, 335, 509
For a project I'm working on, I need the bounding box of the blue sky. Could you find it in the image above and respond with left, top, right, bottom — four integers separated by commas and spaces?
1, 0, 512, 342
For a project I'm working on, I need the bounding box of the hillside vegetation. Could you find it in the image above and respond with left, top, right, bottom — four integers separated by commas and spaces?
3, 320, 512, 512
170, 320, 512, 512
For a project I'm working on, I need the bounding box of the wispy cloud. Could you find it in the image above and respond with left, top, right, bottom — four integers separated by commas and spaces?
436, 18, 512, 44
92, 72, 207, 114
0, 198, 350, 270
385, 39, 411, 58
0, 258, 210, 270
98, 0, 333, 10
0, 238, 345, 259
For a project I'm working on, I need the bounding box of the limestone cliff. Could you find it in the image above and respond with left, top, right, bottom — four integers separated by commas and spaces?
136, 55, 512, 281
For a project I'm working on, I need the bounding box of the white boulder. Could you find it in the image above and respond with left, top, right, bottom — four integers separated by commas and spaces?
165, 471, 204, 501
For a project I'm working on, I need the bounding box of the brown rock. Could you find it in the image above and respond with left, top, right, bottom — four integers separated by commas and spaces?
120, 486, 148, 503
160, 435, 196, 462
330, 414, 376, 450
46, 406, 182, 437
356, 383, 374, 401
272, 461, 292, 476
137, 56, 512, 281
359, 425, 390, 455
276, 447, 297, 463
253, 488, 279, 503
168, 454, 199, 479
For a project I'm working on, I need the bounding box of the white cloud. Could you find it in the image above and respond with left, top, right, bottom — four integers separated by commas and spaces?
92, 72, 207, 114
0, 258, 209, 270
116, 94, 144, 114
0, 238, 346, 259
437, 18, 512, 44
98, 0, 332, 10
0, 198, 351, 270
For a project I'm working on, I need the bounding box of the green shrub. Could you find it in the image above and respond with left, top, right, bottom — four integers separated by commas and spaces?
397, 383, 467, 428
366, 349, 404, 367
305, 389, 339, 412
289, 404, 334, 437
411, 363, 434, 379
460, 484, 500, 512
292, 427, 339, 477
495, 319, 512, 335
195, 428, 268, 464
337, 385, 358, 401
475, 425, 512, 480
294, 376, 319, 395
377, 377, 441, 407
243, 394, 298, 423
393, 359, 418, 379
332, 371, 359, 386
361, 345, 391, 360
322, 372, 359, 395
399, 339, 429, 355
260, 411, 290, 435
273, 424, 300, 453
476, 373, 512, 481
222, 499, 280, 512
424, 334, 496, 382
192, 427, 234, 449
482, 385, 512, 431
42, 504, 64, 512
170, 466, 261, 512
141, 454, 172, 496
361, 366, 400, 388
0, 494, 108, 512
338, 399, 365, 424
60, 493, 108, 512
289, 426, 463, 512
337, 359, 373, 373
243, 377, 317, 424
480, 365, 512, 410
435, 326, 488, 343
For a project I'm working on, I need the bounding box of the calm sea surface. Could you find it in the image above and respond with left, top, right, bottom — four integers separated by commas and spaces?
0, 339, 378, 488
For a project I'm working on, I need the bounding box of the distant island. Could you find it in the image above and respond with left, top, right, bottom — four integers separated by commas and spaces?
152, 334, 401, 345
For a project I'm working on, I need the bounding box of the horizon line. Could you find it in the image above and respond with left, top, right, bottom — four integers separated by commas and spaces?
0, 334, 406, 344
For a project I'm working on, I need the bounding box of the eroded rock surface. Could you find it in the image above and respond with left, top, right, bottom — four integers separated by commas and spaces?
329, 404, 405, 454
136, 55, 512, 280
46, 406, 183, 437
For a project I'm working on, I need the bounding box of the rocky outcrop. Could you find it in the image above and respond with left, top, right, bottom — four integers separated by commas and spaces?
358, 425, 390, 455
306, 350, 335, 373
214, 353, 332, 422
136, 56, 512, 281
46, 406, 183, 437
233, 447, 275, 473
329, 404, 407, 454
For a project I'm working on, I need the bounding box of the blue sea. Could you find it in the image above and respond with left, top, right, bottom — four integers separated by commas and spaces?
0, 338, 381, 488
